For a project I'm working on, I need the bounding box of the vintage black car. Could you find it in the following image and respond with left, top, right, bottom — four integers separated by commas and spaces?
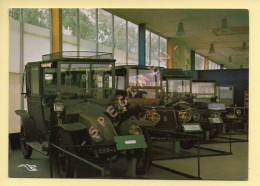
216, 84, 234, 107
190, 80, 225, 139
162, 73, 225, 140
224, 106, 248, 131
113, 66, 202, 149
15, 52, 153, 178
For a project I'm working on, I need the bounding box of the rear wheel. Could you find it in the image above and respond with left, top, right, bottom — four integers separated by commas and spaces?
136, 129, 152, 175
20, 125, 32, 159
55, 129, 76, 178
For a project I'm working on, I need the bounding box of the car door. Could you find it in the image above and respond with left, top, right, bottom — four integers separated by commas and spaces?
26, 64, 47, 132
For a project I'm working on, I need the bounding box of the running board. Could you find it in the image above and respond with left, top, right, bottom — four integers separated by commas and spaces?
26, 142, 48, 155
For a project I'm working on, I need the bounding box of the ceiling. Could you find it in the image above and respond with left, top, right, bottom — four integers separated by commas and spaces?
106, 9, 249, 69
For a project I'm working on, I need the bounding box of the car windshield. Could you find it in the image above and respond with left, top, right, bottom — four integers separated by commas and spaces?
128, 69, 161, 99
43, 62, 114, 100
192, 82, 215, 98
167, 79, 191, 98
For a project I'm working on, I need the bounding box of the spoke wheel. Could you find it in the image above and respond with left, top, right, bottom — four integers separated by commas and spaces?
55, 129, 76, 178
136, 129, 152, 175
20, 125, 32, 159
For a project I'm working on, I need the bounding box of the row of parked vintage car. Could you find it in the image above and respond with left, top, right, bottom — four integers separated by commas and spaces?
15, 52, 248, 178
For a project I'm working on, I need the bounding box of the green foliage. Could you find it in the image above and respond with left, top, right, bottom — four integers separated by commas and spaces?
151, 33, 159, 59
23, 8, 50, 28
128, 22, 138, 54
62, 9, 77, 36
98, 9, 112, 47
80, 9, 96, 42
9, 8, 166, 63
9, 8, 20, 21
114, 16, 126, 51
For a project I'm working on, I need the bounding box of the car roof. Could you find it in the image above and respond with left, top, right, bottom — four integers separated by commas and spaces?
115, 65, 165, 70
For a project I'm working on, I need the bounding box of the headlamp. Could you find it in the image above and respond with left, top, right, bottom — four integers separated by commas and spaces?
54, 102, 64, 113
129, 125, 142, 135
193, 111, 200, 122
147, 112, 161, 124
235, 109, 242, 116
178, 111, 192, 123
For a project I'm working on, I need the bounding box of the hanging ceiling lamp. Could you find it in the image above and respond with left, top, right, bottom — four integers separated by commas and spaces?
220, 18, 230, 33
208, 44, 216, 53
242, 41, 248, 50
228, 56, 232, 62
176, 21, 185, 36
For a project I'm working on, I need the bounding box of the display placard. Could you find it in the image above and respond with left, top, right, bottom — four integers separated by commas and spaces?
209, 117, 223, 124
125, 140, 136, 144
226, 114, 237, 119
114, 135, 147, 150
181, 123, 202, 132
208, 102, 226, 110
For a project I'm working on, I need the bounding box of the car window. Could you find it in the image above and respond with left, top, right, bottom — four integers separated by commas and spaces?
31, 66, 39, 95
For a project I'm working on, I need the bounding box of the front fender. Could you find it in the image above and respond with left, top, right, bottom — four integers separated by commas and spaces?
15, 110, 36, 140
54, 122, 88, 132
130, 119, 156, 127
118, 119, 155, 136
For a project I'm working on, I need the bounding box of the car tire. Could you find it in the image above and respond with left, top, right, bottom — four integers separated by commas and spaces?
20, 125, 33, 159
55, 129, 76, 178
136, 129, 152, 175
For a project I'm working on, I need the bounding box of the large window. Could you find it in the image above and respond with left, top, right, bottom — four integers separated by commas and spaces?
24, 8, 51, 64
128, 21, 138, 65
62, 9, 77, 51
209, 60, 221, 70
23, 8, 50, 29
80, 8, 97, 51
98, 9, 113, 53
160, 37, 167, 68
146, 30, 167, 67
114, 15, 126, 65
151, 32, 159, 66
195, 53, 205, 70
9, 8, 20, 21
146, 30, 151, 66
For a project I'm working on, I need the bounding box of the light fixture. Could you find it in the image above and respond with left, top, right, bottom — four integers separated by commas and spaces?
228, 56, 232, 62
208, 44, 216, 53
220, 18, 229, 33
242, 41, 247, 50
176, 21, 185, 36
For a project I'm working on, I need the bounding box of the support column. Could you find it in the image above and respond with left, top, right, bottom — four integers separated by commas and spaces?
20, 9, 24, 110
204, 56, 209, 70
51, 8, 63, 53
167, 39, 173, 68
138, 23, 146, 66
191, 50, 196, 70
76, 9, 80, 52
